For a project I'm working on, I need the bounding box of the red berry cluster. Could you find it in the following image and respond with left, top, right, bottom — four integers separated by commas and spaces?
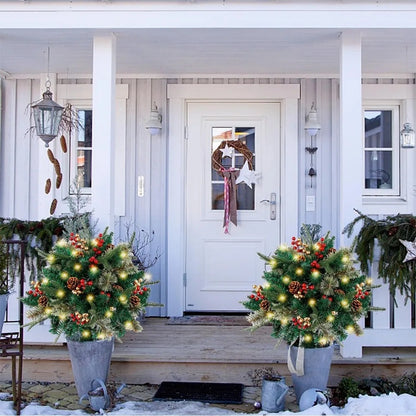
69, 233, 88, 251
354, 283, 370, 300
291, 237, 306, 253
249, 285, 264, 302
70, 312, 89, 325
72, 279, 93, 295
133, 285, 148, 296
89, 256, 99, 265
321, 295, 333, 302
100, 291, 112, 298
292, 315, 311, 329
310, 260, 321, 269
27, 281, 43, 297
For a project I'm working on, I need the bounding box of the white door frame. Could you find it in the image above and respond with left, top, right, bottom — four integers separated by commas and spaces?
166, 84, 300, 316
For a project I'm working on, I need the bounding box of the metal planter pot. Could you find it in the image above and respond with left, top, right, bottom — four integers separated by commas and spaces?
288, 344, 334, 402
67, 337, 114, 398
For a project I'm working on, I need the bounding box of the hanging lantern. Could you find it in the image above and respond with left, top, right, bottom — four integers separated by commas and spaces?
32, 85, 64, 147
400, 122, 415, 148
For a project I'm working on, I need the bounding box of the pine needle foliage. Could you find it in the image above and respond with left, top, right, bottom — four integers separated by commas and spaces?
243, 226, 377, 348
21, 230, 156, 342
343, 210, 416, 301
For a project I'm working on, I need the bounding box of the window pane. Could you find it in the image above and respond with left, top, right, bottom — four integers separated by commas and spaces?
235, 127, 255, 152
364, 150, 392, 189
365, 110, 392, 148
212, 183, 225, 210
212, 127, 232, 152
77, 149, 92, 188
211, 126, 255, 211
77, 110, 92, 148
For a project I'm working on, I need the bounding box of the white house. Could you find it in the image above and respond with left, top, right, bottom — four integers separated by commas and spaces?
1, 0, 416, 356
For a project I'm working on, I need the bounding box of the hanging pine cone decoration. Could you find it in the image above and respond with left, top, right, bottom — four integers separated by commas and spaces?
60, 135, 68, 153
260, 299, 270, 311
50, 198, 58, 215
130, 295, 141, 308
351, 299, 362, 312
335, 289, 346, 295
67, 277, 79, 291
47, 149, 55, 163
45, 178, 51, 194
56, 173, 63, 189
38, 295, 48, 307
288, 281, 301, 295
112, 284, 123, 291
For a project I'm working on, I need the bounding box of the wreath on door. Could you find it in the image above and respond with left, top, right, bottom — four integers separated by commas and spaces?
211, 140, 258, 234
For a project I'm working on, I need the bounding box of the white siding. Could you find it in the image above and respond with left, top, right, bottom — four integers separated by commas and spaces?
1, 76, 416, 317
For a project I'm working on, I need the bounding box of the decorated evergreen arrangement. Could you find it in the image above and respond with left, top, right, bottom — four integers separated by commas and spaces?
343, 210, 416, 301
21, 231, 154, 342
244, 226, 376, 348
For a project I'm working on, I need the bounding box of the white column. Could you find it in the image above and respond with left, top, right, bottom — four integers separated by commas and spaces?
37, 73, 58, 220
339, 30, 363, 246
92, 34, 116, 232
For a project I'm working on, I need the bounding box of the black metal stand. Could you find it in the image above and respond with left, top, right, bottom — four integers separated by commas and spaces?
0, 240, 26, 415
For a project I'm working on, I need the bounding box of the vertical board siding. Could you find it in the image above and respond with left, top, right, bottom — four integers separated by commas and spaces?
2, 76, 416, 321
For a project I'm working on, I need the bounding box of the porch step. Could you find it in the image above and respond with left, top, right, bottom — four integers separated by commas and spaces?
1, 318, 415, 387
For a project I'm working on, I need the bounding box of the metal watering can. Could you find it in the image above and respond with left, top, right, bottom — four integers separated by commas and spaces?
261, 376, 289, 412
79, 379, 125, 411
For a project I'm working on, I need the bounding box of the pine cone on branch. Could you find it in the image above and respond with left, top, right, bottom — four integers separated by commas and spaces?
288, 281, 301, 294
38, 295, 48, 307
67, 277, 79, 290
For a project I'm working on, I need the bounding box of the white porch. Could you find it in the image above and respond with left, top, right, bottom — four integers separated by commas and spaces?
1, 1, 416, 356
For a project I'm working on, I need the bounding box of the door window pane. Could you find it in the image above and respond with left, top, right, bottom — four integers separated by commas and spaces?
211, 127, 255, 210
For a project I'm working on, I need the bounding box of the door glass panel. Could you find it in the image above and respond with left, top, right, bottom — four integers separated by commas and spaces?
211, 126, 255, 210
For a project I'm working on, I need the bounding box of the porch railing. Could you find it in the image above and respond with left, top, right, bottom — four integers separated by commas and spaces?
341, 248, 416, 358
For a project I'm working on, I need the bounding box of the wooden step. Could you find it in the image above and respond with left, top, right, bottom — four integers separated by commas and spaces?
1, 318, 415, 387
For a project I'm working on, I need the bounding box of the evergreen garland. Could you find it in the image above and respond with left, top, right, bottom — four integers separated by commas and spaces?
343, 210, 416, 301
21, 230, 155, 342
244, 226, 376, 348
0, 215, 90, 280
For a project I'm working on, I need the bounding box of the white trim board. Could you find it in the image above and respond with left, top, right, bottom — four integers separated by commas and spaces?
166, 84, 300, 316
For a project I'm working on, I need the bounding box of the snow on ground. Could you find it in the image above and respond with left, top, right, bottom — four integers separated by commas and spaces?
0, 392, 415, 415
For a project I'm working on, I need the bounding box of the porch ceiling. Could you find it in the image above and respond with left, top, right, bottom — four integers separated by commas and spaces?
1, 28, 416, 77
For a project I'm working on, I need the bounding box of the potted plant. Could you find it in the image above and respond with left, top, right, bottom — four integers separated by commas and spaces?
243, 225, 376, 402
21, 230, 155, 397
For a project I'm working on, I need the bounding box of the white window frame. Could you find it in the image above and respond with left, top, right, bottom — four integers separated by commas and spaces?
69, 103, 93, 195
56, 83, 128, 217
363, 103, 400, 197
362, 84, 415, 211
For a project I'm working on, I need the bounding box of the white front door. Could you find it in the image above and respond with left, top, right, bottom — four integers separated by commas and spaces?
185, 102, 281, 311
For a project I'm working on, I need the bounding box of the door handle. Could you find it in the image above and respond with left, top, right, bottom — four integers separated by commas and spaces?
261, 193, 277, 220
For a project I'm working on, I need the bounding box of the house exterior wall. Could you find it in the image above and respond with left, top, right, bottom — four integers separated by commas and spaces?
1, 76, 415, 317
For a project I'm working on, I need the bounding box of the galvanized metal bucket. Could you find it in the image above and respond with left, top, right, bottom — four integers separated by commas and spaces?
288, 344, 334, 403
67, 337, 114, 398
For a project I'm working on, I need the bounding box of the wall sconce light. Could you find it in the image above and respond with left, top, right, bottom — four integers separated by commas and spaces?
305, 103, 320, 187
145, 102, 162, 135
304, 102, 321, 137
400, 122, 415, 148
31, 81, 64, 147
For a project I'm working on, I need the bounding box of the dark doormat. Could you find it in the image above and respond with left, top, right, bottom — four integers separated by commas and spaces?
153, 381, 244, 404
167, 315, 248, 326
